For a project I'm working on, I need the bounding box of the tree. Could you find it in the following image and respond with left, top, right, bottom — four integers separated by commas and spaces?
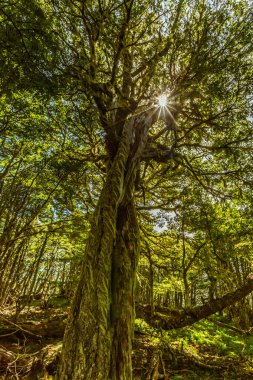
54, 1, 253, 379
1, 0, 253, 379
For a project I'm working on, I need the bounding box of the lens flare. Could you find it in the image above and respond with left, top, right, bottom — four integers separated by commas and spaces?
158, 94, 167, 107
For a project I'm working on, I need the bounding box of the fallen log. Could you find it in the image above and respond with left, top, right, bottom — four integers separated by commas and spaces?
137, 273, 253, 330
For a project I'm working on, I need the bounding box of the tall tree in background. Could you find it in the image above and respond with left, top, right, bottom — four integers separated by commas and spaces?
1, 0, 253, 379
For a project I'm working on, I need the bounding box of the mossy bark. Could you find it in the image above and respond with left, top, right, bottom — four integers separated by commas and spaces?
109, 200, 139, 380
57, 117, 145, 380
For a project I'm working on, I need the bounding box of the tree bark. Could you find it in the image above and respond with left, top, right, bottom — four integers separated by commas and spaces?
56, 137, 129, 379
109, 199, 139, 380
56, 114, 150, 379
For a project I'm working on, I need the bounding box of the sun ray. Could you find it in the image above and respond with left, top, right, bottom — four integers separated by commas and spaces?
164, 105, 178, 126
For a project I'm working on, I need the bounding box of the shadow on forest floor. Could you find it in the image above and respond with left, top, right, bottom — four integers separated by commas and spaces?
0, 306, 253, 379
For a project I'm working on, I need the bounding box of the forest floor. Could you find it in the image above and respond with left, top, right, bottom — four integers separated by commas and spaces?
0, 305, 253, 379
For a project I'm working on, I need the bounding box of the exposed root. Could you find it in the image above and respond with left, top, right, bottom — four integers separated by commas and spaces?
133, 333, 253, 379
0, 346, 35, 378
0, 344, 61, 379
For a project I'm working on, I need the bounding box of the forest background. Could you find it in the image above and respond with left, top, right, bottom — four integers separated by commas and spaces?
0, 0, 253, 379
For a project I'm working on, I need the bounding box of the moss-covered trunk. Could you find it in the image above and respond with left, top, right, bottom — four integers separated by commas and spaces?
57, 118, 143, 379
109, 197, 139, 379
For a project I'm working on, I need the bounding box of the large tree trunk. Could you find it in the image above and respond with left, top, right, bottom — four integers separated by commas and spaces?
56, 117, 145, 380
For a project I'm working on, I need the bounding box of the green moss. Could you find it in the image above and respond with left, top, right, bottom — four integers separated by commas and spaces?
135, 318, 155, 334
171, 318, 253, 361
134, 316, 253, 380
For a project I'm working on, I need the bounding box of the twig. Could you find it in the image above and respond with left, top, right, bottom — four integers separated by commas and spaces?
0, 314, 42, 339
0, 329, 19, 337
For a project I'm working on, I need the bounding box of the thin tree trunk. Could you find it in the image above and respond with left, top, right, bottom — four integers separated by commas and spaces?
183, 272, 191, 308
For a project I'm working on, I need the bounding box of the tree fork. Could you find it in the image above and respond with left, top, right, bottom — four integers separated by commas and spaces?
57, 108, 159, 379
